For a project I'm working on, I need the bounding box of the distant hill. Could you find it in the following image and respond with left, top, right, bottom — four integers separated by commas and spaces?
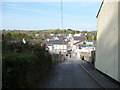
2, 29, 97, 41
2, 29, 97, 35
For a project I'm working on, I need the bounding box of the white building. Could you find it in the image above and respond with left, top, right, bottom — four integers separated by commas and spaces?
96, 0, 120, 82
73, 33, 81, 37
46, 40, 67, 54
68, 36, 86, 51
50, 34, 54, 36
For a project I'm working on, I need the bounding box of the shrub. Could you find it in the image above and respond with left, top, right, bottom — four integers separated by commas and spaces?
2, 40, 53, 88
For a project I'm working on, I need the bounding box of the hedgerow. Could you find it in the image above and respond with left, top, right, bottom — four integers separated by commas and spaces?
2, 40, 54, 88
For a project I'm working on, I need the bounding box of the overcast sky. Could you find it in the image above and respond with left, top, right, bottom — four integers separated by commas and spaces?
2, 2, 101, 31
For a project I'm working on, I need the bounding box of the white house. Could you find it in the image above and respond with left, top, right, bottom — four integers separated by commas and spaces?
53, 36, 59, 40
46, 40, 67, 54
50, 34, 54, 36
67, 33, 73, 37
73, 33, 81, 37
68, 36, 86, 51
96, 0, 120, 82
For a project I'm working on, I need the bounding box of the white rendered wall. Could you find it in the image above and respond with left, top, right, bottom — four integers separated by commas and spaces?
53, 45, 67, 50
96, 1, 119, 82
118, 1, 120, 82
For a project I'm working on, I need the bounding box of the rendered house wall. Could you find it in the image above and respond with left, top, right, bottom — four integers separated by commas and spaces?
96, 1, 119, 82
118, 1, 120, 82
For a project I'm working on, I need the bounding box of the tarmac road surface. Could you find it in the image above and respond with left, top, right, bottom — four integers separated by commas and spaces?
45, 57, 102, 88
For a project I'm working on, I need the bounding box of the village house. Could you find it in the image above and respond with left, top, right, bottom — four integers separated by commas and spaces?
45, 39, 67, 54
73, 33, 81, 37
96, 0, 120, 82
68, 36, 86, 51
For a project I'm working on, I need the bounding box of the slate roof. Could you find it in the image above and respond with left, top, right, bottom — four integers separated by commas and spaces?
57, 36, 64, 40
57, 36, 67, 40
46, 40, 67, 45
73, 37, 86, 42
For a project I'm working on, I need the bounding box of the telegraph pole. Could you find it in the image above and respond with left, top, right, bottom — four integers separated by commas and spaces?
61, 0, 64, 54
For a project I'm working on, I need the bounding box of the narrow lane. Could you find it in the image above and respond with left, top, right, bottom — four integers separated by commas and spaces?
45, 57, 102, 88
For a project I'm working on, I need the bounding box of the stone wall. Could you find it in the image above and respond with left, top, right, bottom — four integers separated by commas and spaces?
80, 52, 95, 64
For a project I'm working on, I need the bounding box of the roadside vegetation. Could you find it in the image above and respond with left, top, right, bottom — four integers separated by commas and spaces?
2, 29, 97, 41
2, 32, 62, 88
2, 29, 96, 87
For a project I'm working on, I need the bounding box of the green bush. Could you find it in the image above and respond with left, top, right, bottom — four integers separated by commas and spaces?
2, 32, 33, 40
2, 40, 53, 88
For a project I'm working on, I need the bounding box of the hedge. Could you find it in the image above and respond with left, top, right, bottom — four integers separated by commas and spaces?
2, 40, 53, 88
